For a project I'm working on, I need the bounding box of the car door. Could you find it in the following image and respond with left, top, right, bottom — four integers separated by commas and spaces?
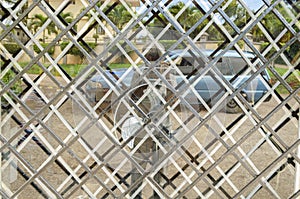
225, 56, 271, 103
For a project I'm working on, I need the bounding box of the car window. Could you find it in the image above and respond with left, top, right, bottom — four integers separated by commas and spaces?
216, 57, 252, 76
216, 58, 233, 75
179, 58, 192, 66
228, 57, 248, 75
167, 51, 268, 77
215, 57, 264, 76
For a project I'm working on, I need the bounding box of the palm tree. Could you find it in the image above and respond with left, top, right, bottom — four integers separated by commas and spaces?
107, 4, 132, 31
59, 11, 75, 41
59, 12, 74, 25
29, 14, 58, 43
81, 4, 103, 44
169, 2, 203, 32
149, 2, 204, 39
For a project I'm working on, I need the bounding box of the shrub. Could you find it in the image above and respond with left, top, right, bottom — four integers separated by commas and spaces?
33, 43, 55, 55
260, 42, 285, 65
160, 40, 185, 50
60, 41, 97, 57
1, 69, 22, 109
260, 41, 300, 65
3, 43, 21, 55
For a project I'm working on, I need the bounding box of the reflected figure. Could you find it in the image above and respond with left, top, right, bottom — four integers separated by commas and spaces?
129, 44, 170, 199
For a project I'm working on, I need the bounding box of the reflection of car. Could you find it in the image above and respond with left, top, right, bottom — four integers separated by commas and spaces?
85, 68, 133, 104
85, 50, 271, 113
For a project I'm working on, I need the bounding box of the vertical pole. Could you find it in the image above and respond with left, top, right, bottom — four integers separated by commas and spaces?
295, 109, 300, 199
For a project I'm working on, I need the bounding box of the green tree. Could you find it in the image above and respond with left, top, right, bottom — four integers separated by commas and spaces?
82, 4, 104, 44
29, 14, 58, 43
58, 12, 75, 43
107, 4, 132, 31
60, 12, 74, 25
252, 2, 295, 42
150, 2, 204, 38
210, 0, 244, 41
169, 2, 203, 32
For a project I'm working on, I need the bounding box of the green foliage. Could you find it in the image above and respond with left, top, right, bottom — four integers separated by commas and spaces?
160, 40, 185, 49
107, 4, 132, 30
268, 67, 300, 94
152, 2, 204, 39
109, 63, 131, 69
169, 2, 203, 33
59, 12, 74, 24
260, 41, 300, 65
108, 41, 131, 54
237, 40, 244, 49
2, 70, 22, 96
33, 43, 55, 55
260, 42, 285, 65
288, 41, 300, 64
29, 14, 58, 43
3, 43, 21, 55
18, 62, 130, 77
60, 41, 97, 57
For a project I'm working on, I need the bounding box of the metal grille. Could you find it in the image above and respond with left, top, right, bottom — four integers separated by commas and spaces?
0, 0, 299, 198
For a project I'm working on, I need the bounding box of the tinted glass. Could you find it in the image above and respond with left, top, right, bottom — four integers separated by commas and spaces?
216, 58, 233, 75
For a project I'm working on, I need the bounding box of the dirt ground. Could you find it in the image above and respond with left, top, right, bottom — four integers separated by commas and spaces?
1, 75, 299, 199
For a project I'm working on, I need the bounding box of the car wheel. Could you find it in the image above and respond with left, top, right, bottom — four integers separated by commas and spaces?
224, 99, 242, 113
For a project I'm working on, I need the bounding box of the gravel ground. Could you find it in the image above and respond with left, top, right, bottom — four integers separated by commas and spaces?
1, 75, 299, 198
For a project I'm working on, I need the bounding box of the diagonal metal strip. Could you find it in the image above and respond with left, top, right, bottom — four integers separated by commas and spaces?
0, 0, 299, 198
176, 86, 300, 198
121, 31, 300, 197
1, 2, 176, 197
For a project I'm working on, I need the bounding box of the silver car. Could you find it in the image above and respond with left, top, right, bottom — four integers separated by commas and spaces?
168, 49, 272, 112
85, 50, 271, 113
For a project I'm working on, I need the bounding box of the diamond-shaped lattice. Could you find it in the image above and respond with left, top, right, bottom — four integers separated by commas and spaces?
0, 0, 299, 198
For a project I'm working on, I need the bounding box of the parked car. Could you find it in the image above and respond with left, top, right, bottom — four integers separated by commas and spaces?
85, 50, 271, 113
85, 68, 133, 105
